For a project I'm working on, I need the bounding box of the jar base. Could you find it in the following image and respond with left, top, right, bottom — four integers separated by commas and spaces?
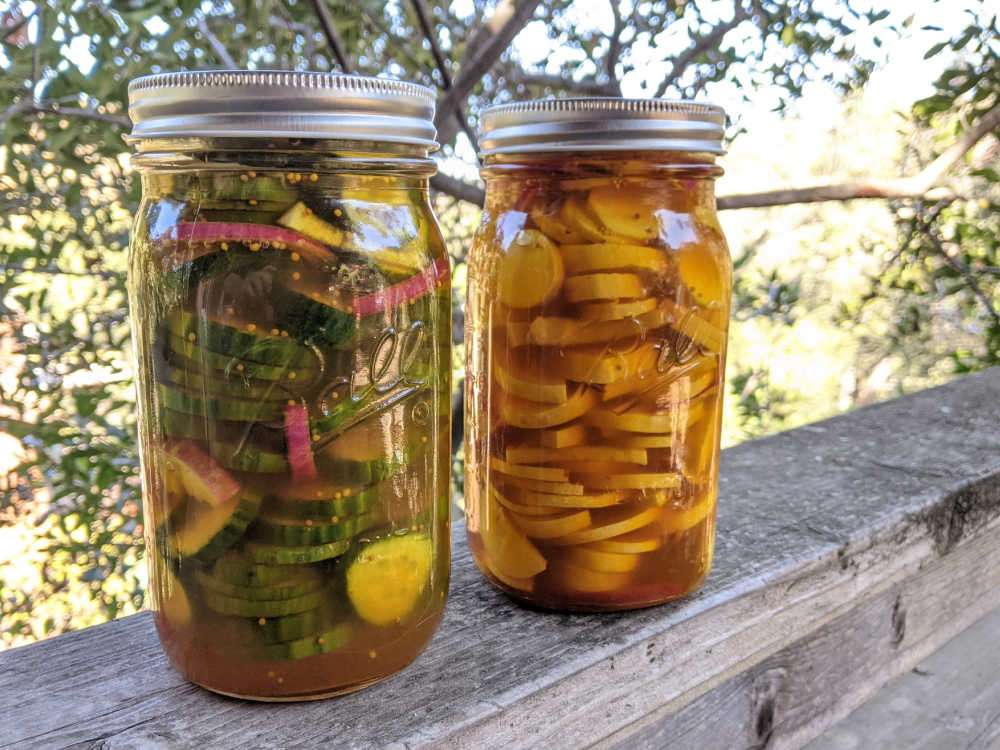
192, 674, 386, 702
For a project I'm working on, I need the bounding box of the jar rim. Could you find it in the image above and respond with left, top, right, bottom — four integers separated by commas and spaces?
478, 97, 726, 156
127, 70, 438, 150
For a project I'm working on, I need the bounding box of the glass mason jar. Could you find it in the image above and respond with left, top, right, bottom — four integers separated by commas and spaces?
465, 99, 730, 611
126, 72, 451, 700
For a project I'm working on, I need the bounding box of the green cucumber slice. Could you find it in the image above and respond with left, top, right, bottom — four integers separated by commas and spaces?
346, 532, 434, 626
168, 334, 319, 382
171, 489, 262, 564
264, 484, 378, 521
165, 364, 290, 402
167, 310, 318, 369
195, 569, 322, 601
160, 410, 286, 455
249, 608, 327, 643
272, 285, 356, 347
211, 551, 312, 587
253, 622, 353, 662
244, 538, 352, 565
158, 383, 286, 422
202, 588, 324, 618
251, 513, 376, 546
210, 442, 289, 473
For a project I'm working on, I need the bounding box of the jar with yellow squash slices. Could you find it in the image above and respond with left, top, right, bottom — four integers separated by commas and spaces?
127, 72, 451, 699
464, 99, 730, 610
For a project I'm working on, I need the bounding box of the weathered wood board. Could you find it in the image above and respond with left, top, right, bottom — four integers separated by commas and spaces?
1, 368, 998, 750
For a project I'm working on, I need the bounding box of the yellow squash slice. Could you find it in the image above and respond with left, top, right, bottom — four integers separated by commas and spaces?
556, 561, 635, 593
530, 207, 588, 244
548, 505, 663, 546
675, 243, 725, 306
503, 486, 628, 509
578, 298, 658, 321
488, 564, 536, 592
490, 456, 569, 483
600, 431, 674, 449
565, 273, 643, 303
501, 475, 586, 495
548, 343, 659, 384
563, 545, 641, 574
578, 472, 681, 491
494, 356, 568, 404
537, 422, 588, 448
588, 525, 664, 553
498, 229, 565, 309
560, 243, 668, 274
601, 353, 716, 402
509, 508, 592, 539
663, 299, 725, 353
506, 445, 648, 466
559, 198, 630, 243
662, 499, 712, 534
493, 487, 567, 517
586, 185, 660, 241
499, 387, 597, 429
588, 400, 706, 434
528, 304, 670, 347
482, 494, 547, 579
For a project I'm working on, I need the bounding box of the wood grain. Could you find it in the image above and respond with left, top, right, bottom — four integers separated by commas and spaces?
1, 369, 998, 750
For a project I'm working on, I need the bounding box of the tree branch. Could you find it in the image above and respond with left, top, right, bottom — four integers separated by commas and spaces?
718, 101, 1000, 210
0, 99, 131, 129
435, 0, 544, 147
506, 70, 618, 96
1, 12, 33, 45
606, 0, 624, 96
654, 5, 749, 98
430, 173, 485, 205
410, 0, 478, 150
307, 0, 352, 73
198, 15, 237, 69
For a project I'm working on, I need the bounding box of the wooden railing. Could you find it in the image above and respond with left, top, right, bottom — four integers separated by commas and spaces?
2, 368, 998, 749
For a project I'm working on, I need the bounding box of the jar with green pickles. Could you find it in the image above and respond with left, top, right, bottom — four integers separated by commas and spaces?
465, 99, 730, 611
126, 72, 451, 699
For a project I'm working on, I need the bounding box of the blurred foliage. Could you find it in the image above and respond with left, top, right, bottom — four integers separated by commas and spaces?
0, 0, 997, 646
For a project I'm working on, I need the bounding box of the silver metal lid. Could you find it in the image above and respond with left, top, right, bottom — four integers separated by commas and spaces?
128, 70, 437, 149
478, 98, 725, 156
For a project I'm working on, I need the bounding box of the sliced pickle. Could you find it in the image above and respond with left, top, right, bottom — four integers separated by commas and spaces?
578, 472, 681, 491
577, 298, 658, 322
528, 304, 670, 347
529, 207, 587, 244
506, 445, 648, 466
482, 493, 547, 579
662, 300, 725, 352
560, 243, 667, 274
564, 272, 644, 303
493, 487, 568, 517
503, 486, 628, 509
490, 456, 569, 483
555, 560, 636, 593
536, 422, 588, 448
587, 400, 706, 434
498, 229, 565, 309
562, 546, 641, 574
675, 242, 724, 305
547, 344, 658, 384
547, 505, 663, 546
586, 185, 660, 241
499, 387, 597, 429
588, 525, 664, 554
662, 499, 712, 534
508, 508, 592, 539
494, 356, 568, 404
